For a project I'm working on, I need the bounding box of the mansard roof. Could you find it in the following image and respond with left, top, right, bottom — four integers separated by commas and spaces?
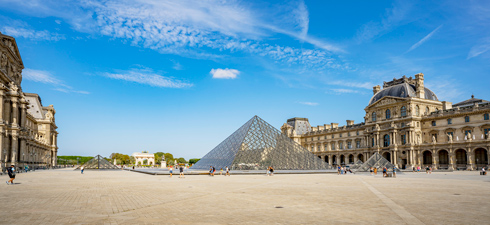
453, 95, 489, 107
368, 82, 438, 106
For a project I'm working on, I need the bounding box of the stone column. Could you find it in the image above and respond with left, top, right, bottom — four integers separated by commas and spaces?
0, 132, 3, 171
449, 148, 455, 170
10, 135, 18, 165
11, 97, 18, 127
20, 103, 26, 127
20, 139, 26, 164
467, 148, 474, 170
393, 150, 397, 165
432, 150, 438, 169
328, 154, 333, 166
0, 89, 4, 124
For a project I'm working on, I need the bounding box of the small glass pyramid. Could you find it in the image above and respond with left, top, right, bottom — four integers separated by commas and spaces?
356, 153, 398, 172
76, 155, 119, 170
192, 116, 330, 170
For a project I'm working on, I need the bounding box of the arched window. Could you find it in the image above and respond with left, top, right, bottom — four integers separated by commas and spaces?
415, 105, 420, 116
425, 106, 430, 115
372, 112, 376, 122
401, 106, 407, 117
385, 109, 391, 119
383, 134, 390, 147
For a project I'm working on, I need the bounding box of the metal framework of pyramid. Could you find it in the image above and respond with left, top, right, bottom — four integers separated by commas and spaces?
76, 155, 118, 170
192, 116, 331, 170
356, 153, 399, 172
349, 160, 365, 170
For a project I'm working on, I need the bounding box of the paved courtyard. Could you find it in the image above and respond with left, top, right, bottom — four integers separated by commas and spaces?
1, 169, 489, 225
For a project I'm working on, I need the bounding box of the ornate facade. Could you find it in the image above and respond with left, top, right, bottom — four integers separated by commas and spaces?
0, 32, 58, 171
282, 74, 490, 170
131, 152, 155, 166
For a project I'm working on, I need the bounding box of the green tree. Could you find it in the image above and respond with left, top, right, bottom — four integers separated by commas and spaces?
143, 159, 148, 165
154, 152, 165, 164
189, 158, 200, 164
130, 156, 135, 165
177, 157, 187, 164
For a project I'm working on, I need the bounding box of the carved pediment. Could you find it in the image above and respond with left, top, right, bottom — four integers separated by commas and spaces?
366, 96, 405, 109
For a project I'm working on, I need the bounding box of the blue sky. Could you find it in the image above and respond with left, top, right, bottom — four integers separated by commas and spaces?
1, 0, 489, 159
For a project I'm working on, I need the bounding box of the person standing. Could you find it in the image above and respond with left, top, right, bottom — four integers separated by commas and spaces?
209, 166, 213, 176
226, 166, 230, 176
393, 166, 397, 178
179, 166, 184, 178
81, 166, 84, 174
382, 167, 387, 177
269, 166, 274, 176
337, 165, 341, 175
219, 168, 223, 176
6, 165, 15, 185
374, 167, 378, 175
169, 166, 173, 178
370, 167, 373, 175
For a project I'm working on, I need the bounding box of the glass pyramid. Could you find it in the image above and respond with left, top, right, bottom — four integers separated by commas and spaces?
192, 116, 330, 170
76, 155, 119, 170
355, 153, 399, 172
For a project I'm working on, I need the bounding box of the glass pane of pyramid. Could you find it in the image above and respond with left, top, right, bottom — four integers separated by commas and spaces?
355, 153, 399, 172
192, 116, 331, 170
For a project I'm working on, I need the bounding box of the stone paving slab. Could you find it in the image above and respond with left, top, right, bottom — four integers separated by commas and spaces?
1, 169, 489, 224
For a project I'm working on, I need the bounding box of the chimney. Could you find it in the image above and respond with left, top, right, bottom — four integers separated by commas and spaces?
324, 124, 331, 130
373, 85, 381, 95
442, 101, 452, 110
331, 123, 339, 129
346, 120, 354, 126
415, 73, 425, 98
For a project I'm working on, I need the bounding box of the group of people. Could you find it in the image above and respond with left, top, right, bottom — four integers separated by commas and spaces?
168, 166, 185, 178
209, 166, 230, 176
369, 166, 397, 178
337, 165, 353, 175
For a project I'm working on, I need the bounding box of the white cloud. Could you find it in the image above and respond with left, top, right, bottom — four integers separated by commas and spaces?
0, 0, 343, 69
406, 25, 443, 53
104, 68, 192, 88
327, 80, 374, 89
210, 68, 240, 79
467, 41, 490, 59
355, 1, 413, 43
23, 68, 89, 94
1, 26, 65, 41
298, 102, 318, 106
329, 89, 360, 94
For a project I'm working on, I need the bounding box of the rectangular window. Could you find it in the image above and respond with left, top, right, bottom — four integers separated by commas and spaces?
317, 136, 320, 140
447, 132, 454, 141
401, 134, 406, 145
356, 131, 359, 135
447, 118, 452, 124
432, 121, 436, 126
465, 130, 472, 136
347, 141, 352, 149
401, 122, 405, 128
331, 143, 335, 150
371, 138, 375, 147
356, 141, 360, 148
485, 114, 489, 120
340, 133, 342, 137
465, 116, 470, 123
339, 142, 343, 149
348, 132, 351, 137
325, 144, 328, 150
332, 134, 334, 138
484, 129, 489, 139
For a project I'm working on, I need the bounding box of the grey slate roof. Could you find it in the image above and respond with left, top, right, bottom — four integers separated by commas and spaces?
453, 95, 489, 107
368, 83, 438, 105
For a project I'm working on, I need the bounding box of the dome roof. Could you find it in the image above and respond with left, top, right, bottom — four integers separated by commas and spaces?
368, 83, 438, 105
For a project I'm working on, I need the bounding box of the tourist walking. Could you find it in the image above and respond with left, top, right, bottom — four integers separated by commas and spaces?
370, 167, 373, 175
417, 166, 420, 172
269, 166, 274, 176
413, 166, 416, 172
382, 167, 387, 177
81, 166, 84, 174
374, 167, 378, 175
212, 166, 216, 176
24, 165, 28, 173
6, 165, 15, 185
169, 166, 173, 177
226, 166, 230, 176
219, 168, 223, 176
392, 166, 397, 178
179, 166, 185, 178
426, 166, 430, 174
209, 166, 213, 176
337, 165, 341, 175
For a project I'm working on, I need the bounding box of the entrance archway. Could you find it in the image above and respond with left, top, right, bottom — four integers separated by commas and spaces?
324, 156, 329, 163
382, 152, 391, 163
438, 150, 449, 165
475, 148, 488, 167
332, 155, 337, 165
357, 154, 364, 162
455, 149, 467, 166
423, 151, 432, 165
348, 154, 354, 164
340, 155, 345, 165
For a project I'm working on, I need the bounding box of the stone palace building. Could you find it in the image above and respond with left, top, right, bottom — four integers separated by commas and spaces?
0, 32, 58, 171
282, 74, 489, 170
